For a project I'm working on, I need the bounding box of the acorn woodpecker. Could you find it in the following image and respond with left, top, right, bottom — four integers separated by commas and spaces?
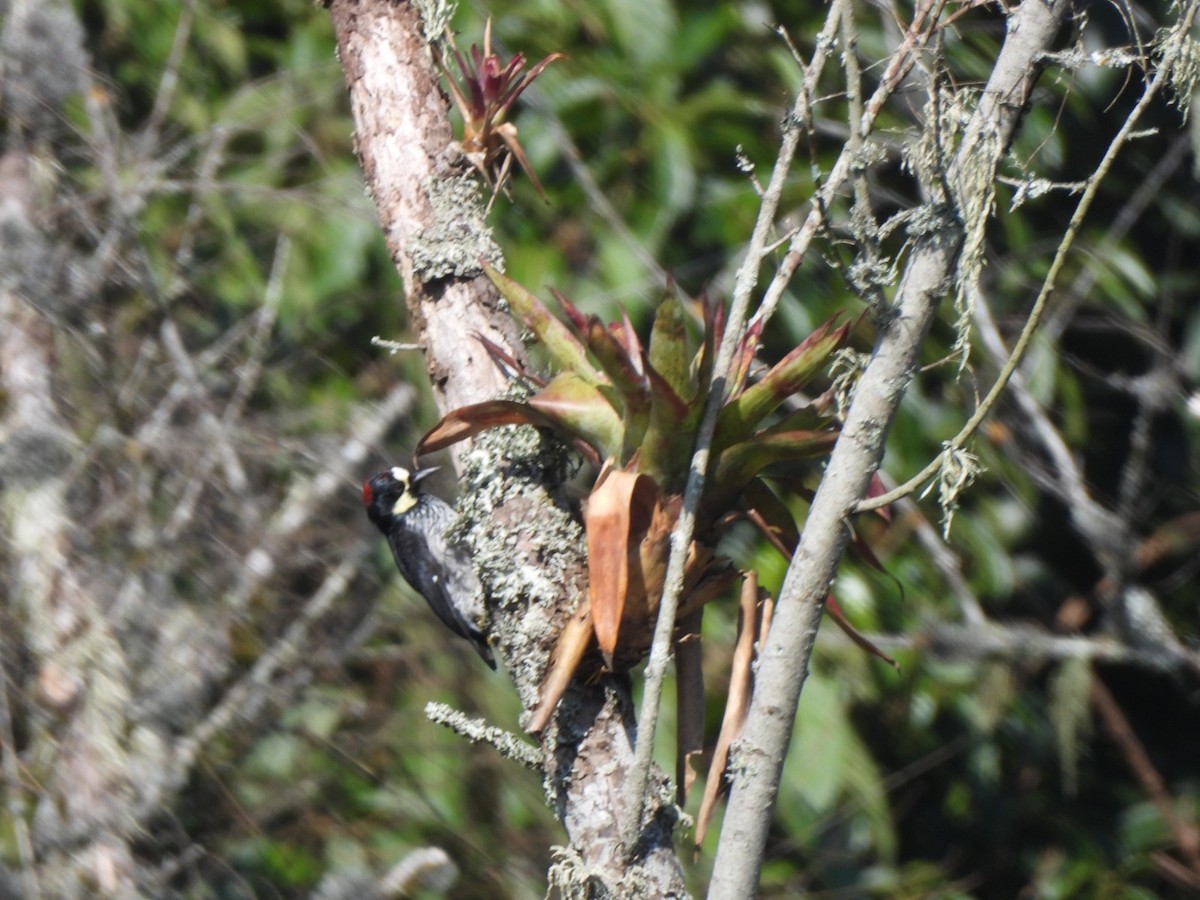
363, 466, 496, 669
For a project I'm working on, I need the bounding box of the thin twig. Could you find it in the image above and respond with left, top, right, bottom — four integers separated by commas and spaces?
849, 621, 1195, 670
137, 0, 196, 159
536, 105, 668, 285
168, 124, 233, 298
971, 285, 1119, 549
841, 0, 888, 312
858, 2, 1200, 512
891, 486, 987, 626
165, 236, 290, 539
159, 318, 251, 493
225, 382, 416, 615
1036, 133, 1189, 350
617, 0, 852, 855
424, 702, 544, 770
753, 0, 947, 330
1091, 676, 1200, 879
153, 551, 366, 819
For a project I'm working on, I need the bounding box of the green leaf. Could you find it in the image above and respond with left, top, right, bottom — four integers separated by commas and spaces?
484, 265, 603, 385
647, 121, 695, 244
710, 429, 838, 499
781, 672, 895, 861
529, 372, 625, 460
639, 368, 693, 490
605, 0, 677, 67
738, 477, 799, 554
754, 402, 830, 437
786, 673, 850, 812
715, 317, 848, 446
583, 318, 651, 461
647, 288, 690, 400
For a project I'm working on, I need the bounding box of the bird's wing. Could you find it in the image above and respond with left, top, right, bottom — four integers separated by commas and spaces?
389, 515, 492, 667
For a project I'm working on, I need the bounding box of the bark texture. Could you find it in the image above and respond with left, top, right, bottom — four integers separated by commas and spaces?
326, 2, 687, 893
327, 0, 519, 415
708, 1, 1073, 895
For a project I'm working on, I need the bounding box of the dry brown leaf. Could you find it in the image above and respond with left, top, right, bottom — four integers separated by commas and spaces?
585, 467, 658, 664
695, 573, 763, 853
526, 600, 595, 734
675, 611, 705, 805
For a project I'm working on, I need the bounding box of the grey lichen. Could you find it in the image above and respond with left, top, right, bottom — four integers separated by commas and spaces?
0, 202, 77, 317
932, 445, 981, 540
547, 846, 608, 900
453, 408, 586, 711
1157, 7, 1200, 116
425, 701, 543, 769
829, 348, 869, 421
407, 176, 502, 282
546, 845, 685, 900
411, 0, 456, 44
903, 203, 957, 241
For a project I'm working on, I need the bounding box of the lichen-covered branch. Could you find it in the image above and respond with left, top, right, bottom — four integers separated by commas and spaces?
709, 1, 1074, 894
326, 0, 520, 417
325, 2, 687, 892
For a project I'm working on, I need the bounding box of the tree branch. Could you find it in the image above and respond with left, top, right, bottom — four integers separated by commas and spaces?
709, 1, 1073, 893
326, 0, 520, 418
326, 3, 686, 891
858, 0, 1200, 513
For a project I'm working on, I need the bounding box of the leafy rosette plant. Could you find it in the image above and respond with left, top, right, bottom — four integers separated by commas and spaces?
434, 19, 564, 200
417, 265, 874, 729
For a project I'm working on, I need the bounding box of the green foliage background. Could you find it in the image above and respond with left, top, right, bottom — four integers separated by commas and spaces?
33, 0, 1200, 896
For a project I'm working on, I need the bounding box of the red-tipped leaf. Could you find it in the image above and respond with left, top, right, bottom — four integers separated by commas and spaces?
648, 287, 690, 401
709, 429, 839, 502
639, 367, 693, 491
864, 471, 892, 523
583, 318, 651, 461
473, 332, 547, 387
528, 371, 625, 460
715, 317, 849, 445
548, 287, 591, 339
416, 400, 562, 457
728, 316, 765, 399
484, 266, 602, 385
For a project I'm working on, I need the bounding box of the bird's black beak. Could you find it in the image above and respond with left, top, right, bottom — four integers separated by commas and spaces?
411, 466, 440, 485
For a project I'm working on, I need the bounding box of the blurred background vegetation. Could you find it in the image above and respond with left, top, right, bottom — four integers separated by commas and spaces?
3, 0, 1199, 896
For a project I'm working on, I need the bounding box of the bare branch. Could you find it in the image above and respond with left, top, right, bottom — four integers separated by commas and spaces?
860, 0, 1200, 514
710, 1, 1074, 892
620, 0, 853, 853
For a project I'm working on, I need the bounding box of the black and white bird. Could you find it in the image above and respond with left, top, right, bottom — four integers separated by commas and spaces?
363, 466, 495, 669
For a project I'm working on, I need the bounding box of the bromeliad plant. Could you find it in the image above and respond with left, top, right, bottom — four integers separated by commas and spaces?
433, 19, 564, 201
416, 265, 881, 730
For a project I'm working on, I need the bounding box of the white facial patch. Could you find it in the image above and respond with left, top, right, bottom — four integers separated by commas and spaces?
389, 466, 418, 516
